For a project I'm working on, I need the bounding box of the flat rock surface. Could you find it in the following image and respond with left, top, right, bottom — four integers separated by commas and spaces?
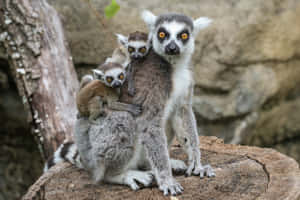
23, 137, 300, 200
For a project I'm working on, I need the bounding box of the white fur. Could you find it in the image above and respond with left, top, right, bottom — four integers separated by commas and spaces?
65, 144, 77, 163
105, 68, 124, 77
53, 145, 64, 166
193, 17, 213, 35
93, 69, 104, 78
141, 10, 157, 29
115, 33, 128, 46
128, 41, 147, 49
163, 58, 192, 124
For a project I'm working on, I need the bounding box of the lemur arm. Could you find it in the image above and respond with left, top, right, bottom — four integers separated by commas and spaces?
107, 101, 142, 116
127, 63, 136, 97
172, 85, 215, 177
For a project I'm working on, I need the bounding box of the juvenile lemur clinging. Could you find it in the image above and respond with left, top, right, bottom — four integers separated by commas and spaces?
76, 62, 142, 122
112, 31, 150, 96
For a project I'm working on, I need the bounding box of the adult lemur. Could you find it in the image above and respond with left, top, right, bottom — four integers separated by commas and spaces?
45, 11, 214, 196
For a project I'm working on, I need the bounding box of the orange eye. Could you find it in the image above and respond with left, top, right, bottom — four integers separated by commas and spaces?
106, 77, 113, 83
139, 47, 146, 53
128, 47, 134, 53
119, 74, 124, 80
159, 32, 165, 38
181, 33, 188, 40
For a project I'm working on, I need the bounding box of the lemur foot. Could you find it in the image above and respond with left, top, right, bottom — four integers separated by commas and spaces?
125, 170, 153, 190
158, 177, 183, 196
170, 159, 187, 175
186, 162, 215, 178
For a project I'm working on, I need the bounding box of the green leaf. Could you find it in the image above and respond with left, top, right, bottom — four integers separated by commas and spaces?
104, 0, 120, 19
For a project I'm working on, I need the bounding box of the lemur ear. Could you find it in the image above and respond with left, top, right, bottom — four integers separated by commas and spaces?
141, 10, 157, 29
92, 69, 104, 80
115, 33, 128, 46
193, 17, 213, 35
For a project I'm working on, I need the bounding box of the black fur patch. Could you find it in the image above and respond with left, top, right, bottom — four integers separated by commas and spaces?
155, 13, 194, 30
157, 27, 170, 43
60, 142, 73, 159
177, 29, 190, 44
47, 155, 55, 168
73, 150, 79, 161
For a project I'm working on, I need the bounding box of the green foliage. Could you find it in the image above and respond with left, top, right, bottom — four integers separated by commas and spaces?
104, 0, 120, 19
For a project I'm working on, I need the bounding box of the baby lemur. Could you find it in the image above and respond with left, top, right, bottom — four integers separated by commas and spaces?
113, 31, 150, 96
76, 62, 142, 121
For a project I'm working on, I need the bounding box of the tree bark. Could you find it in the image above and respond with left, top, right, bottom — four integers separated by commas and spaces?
0, 0, 79, 159
22, 136, 300, 200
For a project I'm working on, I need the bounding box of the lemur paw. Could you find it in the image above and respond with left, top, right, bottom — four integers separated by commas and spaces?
130, 104, 143, 116
158, 177, 183, 196
125, 170, 153, 190
186, 162, 215, 178
128, 88, 136, 97
170, 159, 187, 175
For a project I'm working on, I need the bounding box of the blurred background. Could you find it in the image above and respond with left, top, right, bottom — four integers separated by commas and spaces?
1, 0, 300, 199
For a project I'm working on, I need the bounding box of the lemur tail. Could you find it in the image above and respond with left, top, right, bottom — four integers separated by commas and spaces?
79, 75, 94, 90
43, 141, 83, 172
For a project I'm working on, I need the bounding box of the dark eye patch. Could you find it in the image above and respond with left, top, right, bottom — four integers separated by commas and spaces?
128, 46, 135, 53
157, 27, 169, 43
177, 29, 190, 44
139, 46, 147, 54
106, 76, 114, 83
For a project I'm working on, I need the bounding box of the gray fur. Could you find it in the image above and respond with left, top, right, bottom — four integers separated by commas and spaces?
45, 11, 214, 196
155, 13, 194, 30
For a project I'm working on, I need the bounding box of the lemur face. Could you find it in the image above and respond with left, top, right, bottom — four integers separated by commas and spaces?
116, 31, 149, 60
93, 63, 126, 88
141, 10, 212, 58
127, 40, 148, 60
154, 21, 192, 56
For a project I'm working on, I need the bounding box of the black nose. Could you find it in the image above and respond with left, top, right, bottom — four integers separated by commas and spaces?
131, 54, 140, 60
165, 41, 180, 55
112, 81, 121, 88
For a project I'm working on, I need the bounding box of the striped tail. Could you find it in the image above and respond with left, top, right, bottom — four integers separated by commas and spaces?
43, 141, 83, 172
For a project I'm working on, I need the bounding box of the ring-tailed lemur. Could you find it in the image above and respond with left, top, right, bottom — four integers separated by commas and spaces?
44, 11, 214, 196
76, 62, 142, 122
112, 31, 150, 96
141, 10, 215, 179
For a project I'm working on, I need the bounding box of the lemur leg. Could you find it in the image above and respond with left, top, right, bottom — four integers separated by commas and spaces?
74, 117, 108, 183
74, 118, 95, 171
107, 101, 142, 116
172, 99, 215, 178
165, 118, 187, 174
104, 170, 153, 190
141, 118, 183, 196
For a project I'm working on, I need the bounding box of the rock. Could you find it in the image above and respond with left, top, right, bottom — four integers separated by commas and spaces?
22, 137, 300, 200
243, 99, 300, 163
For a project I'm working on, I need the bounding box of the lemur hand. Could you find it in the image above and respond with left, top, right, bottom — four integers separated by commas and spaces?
128, 87, 136, 97
129, 104, 143, 116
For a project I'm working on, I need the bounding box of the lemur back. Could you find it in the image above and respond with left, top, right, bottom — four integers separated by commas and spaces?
76, 79, 119, 118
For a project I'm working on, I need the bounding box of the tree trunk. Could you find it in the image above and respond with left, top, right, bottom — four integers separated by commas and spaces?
22, 136, 300, 200
0, 0, 79, 159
